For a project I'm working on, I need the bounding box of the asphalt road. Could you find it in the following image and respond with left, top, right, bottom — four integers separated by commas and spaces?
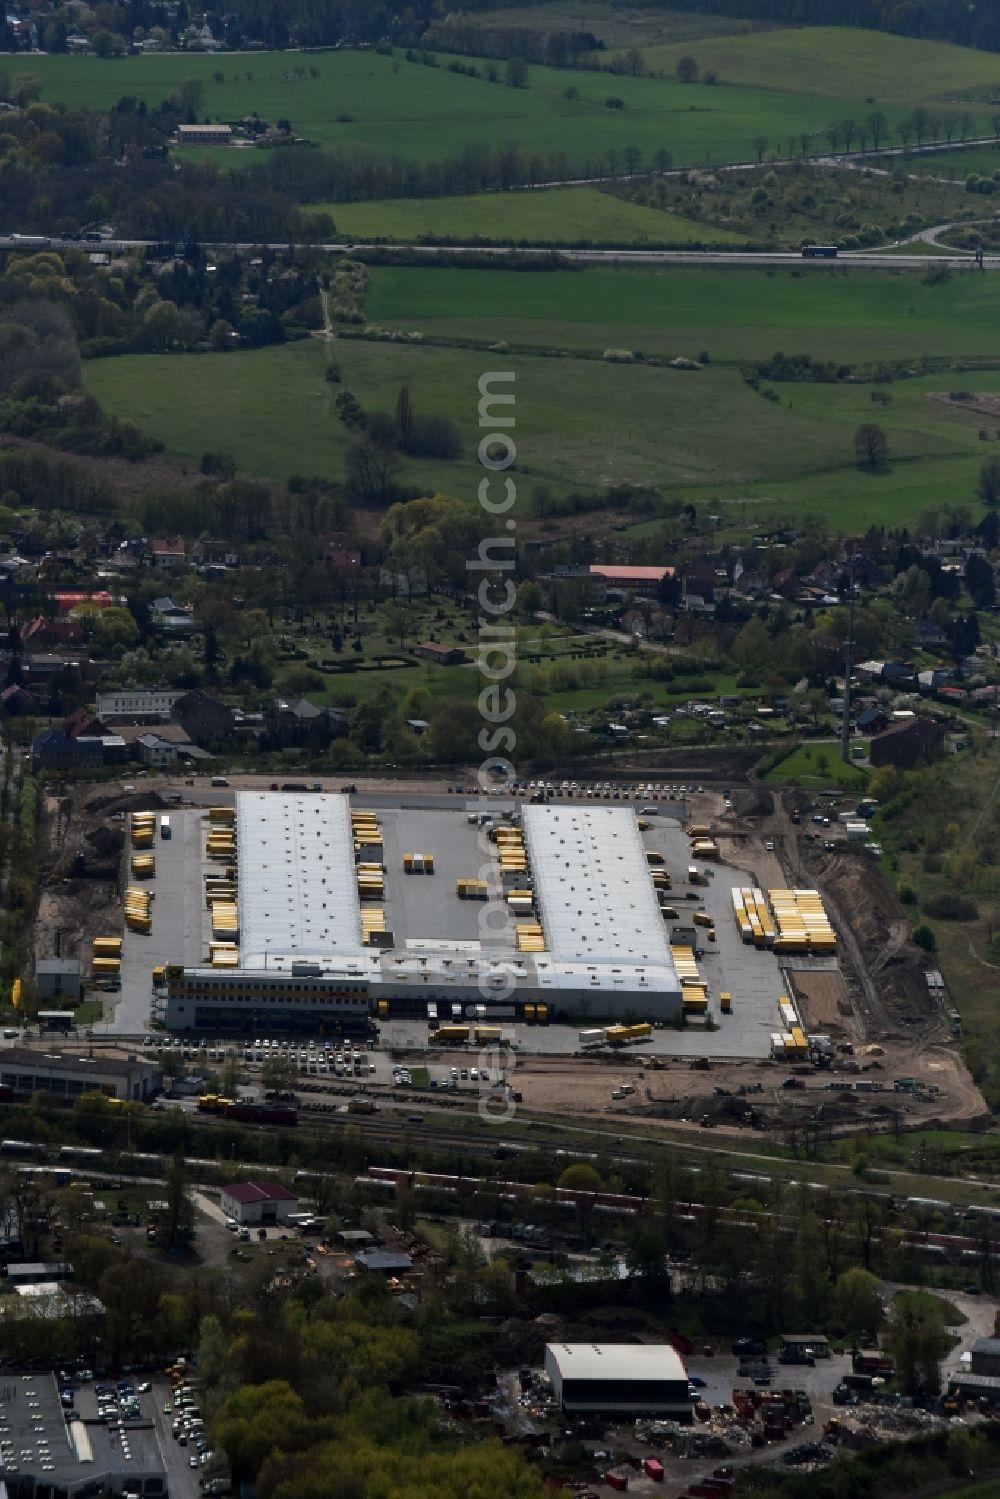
2, 239, 996, 271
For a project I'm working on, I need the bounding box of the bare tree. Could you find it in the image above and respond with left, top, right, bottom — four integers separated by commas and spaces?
623, 144, 642, 177
866, 111, 888, 151
855, 422, 889, 472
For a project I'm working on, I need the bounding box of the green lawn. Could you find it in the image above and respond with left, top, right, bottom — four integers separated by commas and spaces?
366, 262, 1000, 364
615, 27, 1000, 106
22, 47, 930, 172
323, 186, 747, 245
763, 744, 870, 789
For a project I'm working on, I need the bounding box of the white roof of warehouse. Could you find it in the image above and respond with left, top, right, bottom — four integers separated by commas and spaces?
546, 1343, 687, 1382
236, 792, 365, 961
523, 806, 673, 966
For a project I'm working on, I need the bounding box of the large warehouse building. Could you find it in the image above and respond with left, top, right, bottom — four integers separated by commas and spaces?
0, 1049, 161, 1103
157, 794, 682, 1032
544, 1343, 691, 1419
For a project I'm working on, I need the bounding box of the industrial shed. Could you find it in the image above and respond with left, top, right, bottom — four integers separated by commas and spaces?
543, 1343, 691, 1418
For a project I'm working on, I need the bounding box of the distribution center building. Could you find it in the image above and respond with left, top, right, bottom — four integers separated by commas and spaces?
544, 1343, 692, 1419
158, 794, 681, 1031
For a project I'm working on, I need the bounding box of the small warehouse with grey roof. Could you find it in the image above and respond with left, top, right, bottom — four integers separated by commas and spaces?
158, 794, 681, 1030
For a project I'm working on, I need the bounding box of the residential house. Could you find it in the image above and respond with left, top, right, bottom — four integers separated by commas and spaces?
855, 706, 888, 736
916, 618, 948, 650
173, 689, 235, 743
135, 733, 213, 769
20, 617, 84, 651
917, 668, 950, 692
324, 539, 362, 572
0, 685, 41, 716
150, 537, 186, 569
150, 596, 195, 633
682, 563, 717, 611
264, 698, 348, 748
63, 707, 101, 739
416, 642, 469, 666
22, 654, 91, 691
869, 717, 945, 770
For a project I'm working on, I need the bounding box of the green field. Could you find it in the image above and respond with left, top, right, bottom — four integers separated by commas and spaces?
366, 262, 1000, 364
903, 144, 1000, 178
615, 27, 1000, 105
323, 186, 747, 245
85, 297, 999, 534
88, 333, 899, 498
438, 1, 768, 50
22, 47, 934, 172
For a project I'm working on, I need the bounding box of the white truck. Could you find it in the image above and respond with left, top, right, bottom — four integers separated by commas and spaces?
579, 1028, 606, 1049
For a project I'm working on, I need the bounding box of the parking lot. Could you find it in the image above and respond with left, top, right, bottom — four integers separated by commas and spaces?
71, 1373, 202, 1499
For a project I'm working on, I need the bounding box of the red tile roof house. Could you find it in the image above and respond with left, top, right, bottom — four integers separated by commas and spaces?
416, 642, 470, 665
151, 536, 186, 568
219, 1181, 299, 1225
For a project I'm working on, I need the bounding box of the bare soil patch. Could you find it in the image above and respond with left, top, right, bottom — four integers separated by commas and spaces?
790, 969, 856, 1036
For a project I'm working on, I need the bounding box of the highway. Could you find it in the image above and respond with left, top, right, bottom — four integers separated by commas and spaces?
2, 236, 996, 271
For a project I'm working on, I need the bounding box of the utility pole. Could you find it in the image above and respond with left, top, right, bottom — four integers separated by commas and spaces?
840, 557, 858, 765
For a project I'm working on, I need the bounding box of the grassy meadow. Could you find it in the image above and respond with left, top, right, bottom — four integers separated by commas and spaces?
88, 333, 895, 498
611, 27, 1000, 105
442, 2, 769, 50
21, 46, 956, 172
85, 270, 1000, 534
902, 144, 1000, 178
366, 262, 1000, 364
322, 186, 747, 245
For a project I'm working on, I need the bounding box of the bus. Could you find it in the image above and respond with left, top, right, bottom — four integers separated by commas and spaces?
801, 244, 838, 258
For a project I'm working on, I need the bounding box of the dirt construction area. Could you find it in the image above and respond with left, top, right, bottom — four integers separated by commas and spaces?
487, 1042, 985, 1137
